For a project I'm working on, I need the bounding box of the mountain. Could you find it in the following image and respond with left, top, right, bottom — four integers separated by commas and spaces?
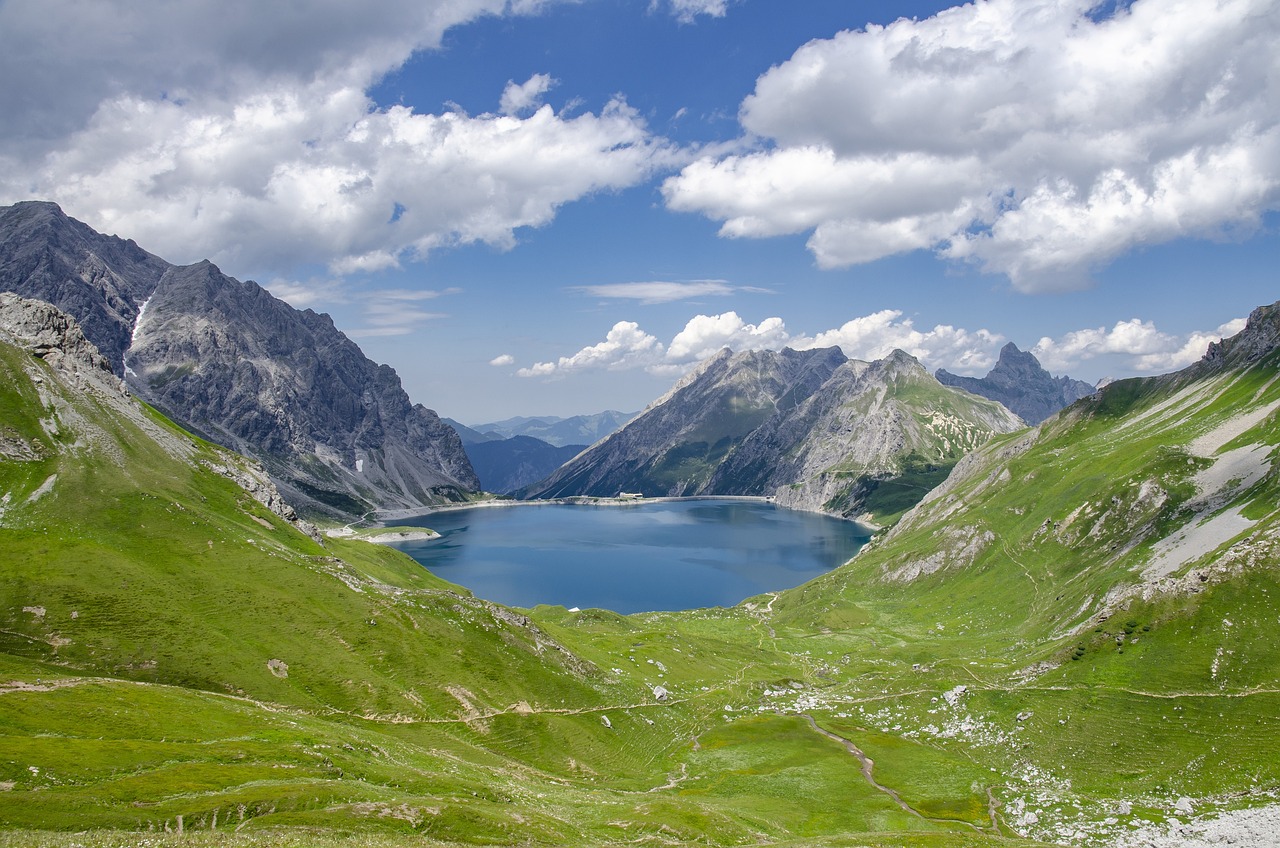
0, 201, 477, 518
464, 434, 587, 494
523, 346, 1023, 521
443, 417, 502, 445
935, 342, 1096, 424
768, 298, 1280, 844
470, 410, 638, 447
4, 290, 1279, 846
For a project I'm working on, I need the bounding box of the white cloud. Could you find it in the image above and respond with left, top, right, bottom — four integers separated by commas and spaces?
266, 277, 351, 310
666, 312, 789, 361
1032, 317, 1246, 374
490, 354, 516, 366
0, 1, 676, 280
343, 288, 457, 338
517, 321, 665, 377
517, 309, 1006, 378
663, 0, 1280, 290
790, 310, 1004, 372
658, 0, 734, 24
570, 279, 768, 304
500, 73, 556, 116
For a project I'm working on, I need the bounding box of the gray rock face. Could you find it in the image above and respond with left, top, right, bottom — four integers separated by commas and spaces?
1198, 300, 1280, 372
0, 201, 168, 374
524, 346, 848, 500
0, 292, 124, 397
524, 346, 1023, 518
936, 343, 1096, 425
0, 201, 478, 518
0, 293, 321, 538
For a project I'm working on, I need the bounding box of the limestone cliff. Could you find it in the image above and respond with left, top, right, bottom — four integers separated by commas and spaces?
0, 202, 477, 518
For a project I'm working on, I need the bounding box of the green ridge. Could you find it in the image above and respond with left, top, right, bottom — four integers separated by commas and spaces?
2, 313, 1279, 846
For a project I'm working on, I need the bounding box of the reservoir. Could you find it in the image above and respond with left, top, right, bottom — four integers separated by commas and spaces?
391, 499, 872, 614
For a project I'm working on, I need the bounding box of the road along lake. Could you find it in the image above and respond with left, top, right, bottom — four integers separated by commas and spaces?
390, 499, 873, 614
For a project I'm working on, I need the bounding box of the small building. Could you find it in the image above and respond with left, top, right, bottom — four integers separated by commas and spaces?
618, 492, 644, 500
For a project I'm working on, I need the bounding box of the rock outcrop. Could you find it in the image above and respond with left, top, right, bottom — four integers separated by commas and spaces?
0, 201, 478, 518
935, 343, 1096, 425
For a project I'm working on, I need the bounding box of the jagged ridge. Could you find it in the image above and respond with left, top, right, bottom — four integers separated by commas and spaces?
0, 201, 477, 518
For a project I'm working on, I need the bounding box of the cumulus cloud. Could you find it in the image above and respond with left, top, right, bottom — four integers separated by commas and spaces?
514, 308, 1249, 383
1032, 317, 1247, 374
789, 310, 1004, 372
516, 309, 1007, 378
663, 0, 1280, 290
570, 279, 770, 304
490, 354, 516, 366
0, 1, 676, 279
517, 321, 665, 377
666, 312, 790, 361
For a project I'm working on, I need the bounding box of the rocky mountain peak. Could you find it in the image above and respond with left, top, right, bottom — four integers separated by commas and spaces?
0, 201, 170, 374
1201, 299, 1280, 370
935, 343, 1094, 425
0, 202, 478, 518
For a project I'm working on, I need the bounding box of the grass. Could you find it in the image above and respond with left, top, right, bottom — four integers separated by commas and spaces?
2, 337, 1280, 845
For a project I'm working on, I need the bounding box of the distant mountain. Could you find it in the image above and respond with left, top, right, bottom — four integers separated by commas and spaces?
0, 201, 478, 518
935, 342, 1096, 424
470, 410, 638, 447
442, 418, 502, 445
522, 346, 1023, 521
465, 435, 587, 494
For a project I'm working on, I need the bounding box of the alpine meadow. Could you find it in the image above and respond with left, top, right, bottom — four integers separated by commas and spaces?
2, 1, 1280, 847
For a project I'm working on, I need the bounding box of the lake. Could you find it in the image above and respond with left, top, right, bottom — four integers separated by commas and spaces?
390, 499, 872, 614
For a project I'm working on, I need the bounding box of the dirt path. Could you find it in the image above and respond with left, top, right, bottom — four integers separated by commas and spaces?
800, 714, 996, 835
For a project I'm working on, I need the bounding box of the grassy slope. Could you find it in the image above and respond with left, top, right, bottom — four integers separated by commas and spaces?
2, 329, 1278, 846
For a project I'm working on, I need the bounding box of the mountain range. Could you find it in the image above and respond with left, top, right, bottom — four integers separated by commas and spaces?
3, 265, 1278, 845
451, 411, 638, 448
524, 345, 1024, 522
0, 201, 477, 518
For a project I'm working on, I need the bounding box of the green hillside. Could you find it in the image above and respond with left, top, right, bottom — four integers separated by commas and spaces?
2, 299, 1280, 847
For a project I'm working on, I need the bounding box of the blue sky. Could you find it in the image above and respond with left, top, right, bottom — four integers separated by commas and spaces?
1, 0, 1277, 422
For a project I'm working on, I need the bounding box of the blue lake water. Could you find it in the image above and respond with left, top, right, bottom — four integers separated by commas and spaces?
391, 499, 872, 614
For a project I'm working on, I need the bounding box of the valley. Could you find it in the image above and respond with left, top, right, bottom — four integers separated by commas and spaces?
0, 213, 1274, 848
1, 283, 1278, 846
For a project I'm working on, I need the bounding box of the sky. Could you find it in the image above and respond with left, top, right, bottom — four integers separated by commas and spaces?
1, 0, 1277, 423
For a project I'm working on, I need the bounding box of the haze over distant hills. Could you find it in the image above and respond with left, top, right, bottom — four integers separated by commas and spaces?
459, 435, 588, 495
936, 342, 1098, 424
0, 201, 477, 518
524, 346, 1023, 522
456, 411, 638, 448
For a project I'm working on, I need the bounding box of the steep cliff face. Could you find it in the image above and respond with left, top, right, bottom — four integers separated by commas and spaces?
0, 202, 477, 518
935, 343, 1096, 425
523, 346, 1023, 520
0, 201, 168, 373
523, 347, 850, 500
747, 351, 1024, 517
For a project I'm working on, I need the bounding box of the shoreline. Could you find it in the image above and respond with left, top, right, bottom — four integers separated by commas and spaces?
375, 494, 772, 524
374, 494, 877, 533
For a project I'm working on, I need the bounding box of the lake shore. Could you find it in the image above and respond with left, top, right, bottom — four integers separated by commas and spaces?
374, 494, 776, 525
